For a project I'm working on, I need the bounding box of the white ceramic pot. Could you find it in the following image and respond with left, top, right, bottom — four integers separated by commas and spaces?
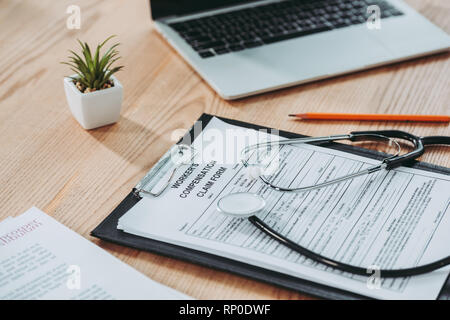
63, 75, 123, 130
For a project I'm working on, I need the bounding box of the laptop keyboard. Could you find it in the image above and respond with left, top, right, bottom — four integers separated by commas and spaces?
168, 0, 403, 58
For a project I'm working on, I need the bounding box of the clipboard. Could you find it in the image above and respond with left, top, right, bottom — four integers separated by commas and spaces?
91, 113, 450, 300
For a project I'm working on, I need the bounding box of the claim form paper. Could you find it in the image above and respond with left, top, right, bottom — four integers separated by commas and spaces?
118, 117, 450, 299
0, 207, 189, 299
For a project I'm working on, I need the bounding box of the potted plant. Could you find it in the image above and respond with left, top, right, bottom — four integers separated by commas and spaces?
62, 36, 124, 130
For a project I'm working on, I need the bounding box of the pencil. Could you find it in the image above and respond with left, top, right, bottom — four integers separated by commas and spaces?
288, 113, 450, 123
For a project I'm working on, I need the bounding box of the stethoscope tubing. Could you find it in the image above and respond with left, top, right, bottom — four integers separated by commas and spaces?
249, 215, 450, 277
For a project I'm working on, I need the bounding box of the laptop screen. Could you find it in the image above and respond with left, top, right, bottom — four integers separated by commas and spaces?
150, 0, 263, 20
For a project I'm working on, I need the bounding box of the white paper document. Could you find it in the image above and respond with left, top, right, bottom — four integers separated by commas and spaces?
119, 117, 450, 299
0, 207, 189, 300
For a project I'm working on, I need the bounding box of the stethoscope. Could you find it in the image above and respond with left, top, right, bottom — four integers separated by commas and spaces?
216, 130, 450, 277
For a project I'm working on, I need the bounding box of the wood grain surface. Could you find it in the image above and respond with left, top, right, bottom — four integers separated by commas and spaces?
0, 0, 448, 299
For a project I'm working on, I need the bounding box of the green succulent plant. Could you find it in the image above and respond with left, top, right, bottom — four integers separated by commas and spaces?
62, 35, 123, 93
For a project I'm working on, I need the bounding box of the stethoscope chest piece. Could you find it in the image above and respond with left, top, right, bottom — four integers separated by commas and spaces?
217, 192, 266, 218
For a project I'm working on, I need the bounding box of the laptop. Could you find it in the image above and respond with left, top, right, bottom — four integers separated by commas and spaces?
150, 0, 450, 99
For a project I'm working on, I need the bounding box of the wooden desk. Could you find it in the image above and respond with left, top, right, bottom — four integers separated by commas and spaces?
0, 0, 448, 299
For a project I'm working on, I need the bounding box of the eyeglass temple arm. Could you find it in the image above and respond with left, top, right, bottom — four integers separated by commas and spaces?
248, 215, 450, 278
